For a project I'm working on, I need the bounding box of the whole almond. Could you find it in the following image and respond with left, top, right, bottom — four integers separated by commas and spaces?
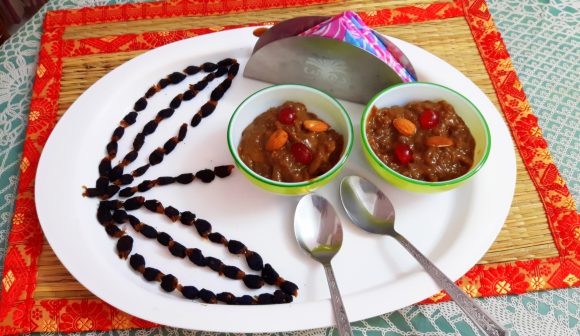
265, 129, 288, 151
303, 120, 329, 132
393, 118, 417, 136
425, 135, 454, 147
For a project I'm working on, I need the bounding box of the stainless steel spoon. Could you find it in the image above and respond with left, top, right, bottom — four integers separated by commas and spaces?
339, 176, 506, 336
294, 194, 353, 336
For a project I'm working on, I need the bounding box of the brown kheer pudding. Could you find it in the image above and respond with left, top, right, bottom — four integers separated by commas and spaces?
366, 100, 475, 182
238, 101, 344, 182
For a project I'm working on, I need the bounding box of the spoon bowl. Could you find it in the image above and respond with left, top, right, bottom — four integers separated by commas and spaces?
294, 194, 352, 336
340, 176, 506, 336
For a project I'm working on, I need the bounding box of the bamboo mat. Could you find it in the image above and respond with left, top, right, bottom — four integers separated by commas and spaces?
31, 1, 559, 300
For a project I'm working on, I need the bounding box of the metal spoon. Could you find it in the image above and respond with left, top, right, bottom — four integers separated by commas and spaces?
294, 194, 353, 336
339, 176, 506, 336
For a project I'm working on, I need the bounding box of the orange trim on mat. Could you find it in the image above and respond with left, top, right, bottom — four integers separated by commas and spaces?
43, 0, 339, 30
1, 0, 578, 333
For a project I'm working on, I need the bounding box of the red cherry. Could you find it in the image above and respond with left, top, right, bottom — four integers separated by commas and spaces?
278, 106, 296, 125
291, 143, 313, 165
419, 108, 439, 129
394, 143, 413, 165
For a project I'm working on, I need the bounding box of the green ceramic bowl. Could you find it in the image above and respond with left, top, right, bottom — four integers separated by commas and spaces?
228, 84, 353, 195
361, 82, 491, 193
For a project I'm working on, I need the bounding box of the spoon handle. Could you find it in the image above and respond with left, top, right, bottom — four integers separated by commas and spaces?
323, 263, 353, 336
394, 234, 506, 336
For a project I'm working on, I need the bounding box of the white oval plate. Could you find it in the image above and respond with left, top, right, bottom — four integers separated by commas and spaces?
35, 27, 515, 333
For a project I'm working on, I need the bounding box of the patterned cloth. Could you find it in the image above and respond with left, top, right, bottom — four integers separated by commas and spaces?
0, 0, 578, 335
299, 10, 416, 82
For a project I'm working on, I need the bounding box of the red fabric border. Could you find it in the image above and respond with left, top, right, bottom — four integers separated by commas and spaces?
1, 0, 578, 333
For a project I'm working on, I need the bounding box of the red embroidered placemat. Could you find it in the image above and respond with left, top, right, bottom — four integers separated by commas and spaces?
0, 0, 578, 333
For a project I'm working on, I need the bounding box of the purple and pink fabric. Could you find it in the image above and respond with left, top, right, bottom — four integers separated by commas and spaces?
299, 10, 416, 82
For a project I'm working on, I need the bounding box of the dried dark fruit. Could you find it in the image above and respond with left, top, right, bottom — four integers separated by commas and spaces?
123, 150, 138, 164
201, 62, 217, 72
119, 187, 135, 197
217, 58, 235, 67
208, 232, 226, 244
97, 205, 113, 225
273, 290, 288, 304
205, 257, 224, 273
214, 165, 234, 178
105, 224, 123, 237
170, 95, 182, 109
133, 133, 145, 151
216, 292, 236, 304
169, 241, 186, 258
262, 264, 279, 285
163, 138, 177, 154
123, 196, 145, 211
124, 112, 139, 126
134, 97, 147, 111
168, 72, 186, 84
145, 86, 157, 98
104, 185, 120, 198
95, 176, 109, 193
194, 219, 211, 236
158, 108, 175, 119
214, 66, 228, 77
129, 254, 145, 271
199, 289, 217, 304
177, 123, 187, 141
140, 224, 158, 239
157, 232, 172, 246
280, 280, 299, 297
243, 274, 264, 289
183, 65, 200, 75
164, 206, 180, 221
176, 173, 194, 184
83, 187, 101, 198
117, 174, 134, 185
112, 209, 128, 223
137, 180, 154, 192
181, 285, 199, 299
200, 102, 216, 118
188, 248, 206, 266
195, 169, 215, 183
258, 293, 274, 305
98, 158, 112, 176
143, 120, 158, 135
246, 251, 264, 271
223, 265, 244, 280
227, 240, 247, 254
161, 274, 178, 292
106, 141, 118, 156
112, 126, 125, 139
149, 148, 164, 165
180, 211, 196, 225
182, 89, 196, 101
116, 235, 133, 259
210, 86, 225, 101
236, 295, 255, 305
144, 199, 162, 213
193, 80, 209, 91
127, 215, 140, 226
132, 164, 150, 177
190, 113, 202, 127
157, 176, 175, 185
158, 78, 170, 89
143, 267, 161, 281
228, 63, 240, 76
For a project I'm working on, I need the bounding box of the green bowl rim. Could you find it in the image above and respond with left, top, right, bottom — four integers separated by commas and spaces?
227, 84, 354, 189
360, 81, 492, 188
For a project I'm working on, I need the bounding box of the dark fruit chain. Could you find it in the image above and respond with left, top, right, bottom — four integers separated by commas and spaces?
84, 59, 238, 199
118, 165, 234, 197
85, 58, 299, 305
